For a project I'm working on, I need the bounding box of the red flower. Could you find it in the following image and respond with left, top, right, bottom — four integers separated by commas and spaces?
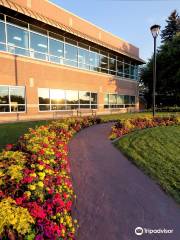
5, 144, 13, 150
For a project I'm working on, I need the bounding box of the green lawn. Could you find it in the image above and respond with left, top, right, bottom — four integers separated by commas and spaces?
100, 111, 180, 122
0, 120, 51, 151
0, 112, 179, 151
114, 125, 180, 203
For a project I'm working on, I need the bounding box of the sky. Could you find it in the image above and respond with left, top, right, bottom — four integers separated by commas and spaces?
51, 0, 180, 62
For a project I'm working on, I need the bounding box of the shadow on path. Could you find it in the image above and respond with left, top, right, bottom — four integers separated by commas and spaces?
69, 123, 180, 240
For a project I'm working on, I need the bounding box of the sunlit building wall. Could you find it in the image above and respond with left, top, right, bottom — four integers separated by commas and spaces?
0, 0, 144, 122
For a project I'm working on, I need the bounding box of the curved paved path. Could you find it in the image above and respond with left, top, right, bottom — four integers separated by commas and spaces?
69, 123, 180, 240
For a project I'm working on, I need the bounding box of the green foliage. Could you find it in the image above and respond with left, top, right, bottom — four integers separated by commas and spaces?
141, 33, 180, 107
115, 125, 180, 203
160, 10, 180, 43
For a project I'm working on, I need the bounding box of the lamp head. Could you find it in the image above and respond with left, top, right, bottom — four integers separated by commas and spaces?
150, 25, 161, 38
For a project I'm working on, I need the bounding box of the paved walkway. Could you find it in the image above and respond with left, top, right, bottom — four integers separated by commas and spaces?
69, 123, 180, 240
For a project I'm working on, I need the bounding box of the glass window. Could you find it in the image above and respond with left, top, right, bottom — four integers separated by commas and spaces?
109, 57, 116, 74
124, 95, 130, 104
100, 55, 108, 69
117, 95, 124, 104
64, 43, 78, 67
30, 32, 48, 53
104, 93, 109, 105
6, 16, 28, 29
124, 63, 130, 78
10, 87, 25, 104
0, 86, 9, 104
39, 105, 50, 111
78, 48, 90, 69
51, 105, 66, 111
38, 88, 50, 104
117, 61, 124, 77
65, 43, 77, 61
0, 105, 9, 112
91, 93, 97, 104
50, 89, 65, 104
49, 38, 64, 58
109, 94, 117, 104
79, 91, 90, 104
130, 96, 135, 104
7, 24, 29, 49
66, 90, 79, 104
65, 38, 77, 46
0, 22, 5, 43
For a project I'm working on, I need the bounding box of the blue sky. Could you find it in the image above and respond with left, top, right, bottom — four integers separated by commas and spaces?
51, 0, 180, 61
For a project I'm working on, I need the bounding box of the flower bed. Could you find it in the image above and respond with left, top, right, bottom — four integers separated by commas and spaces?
0, 117, 101, 240
109, 116, 179, 140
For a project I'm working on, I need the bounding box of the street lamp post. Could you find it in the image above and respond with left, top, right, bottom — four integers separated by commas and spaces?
150, 24, 160, 117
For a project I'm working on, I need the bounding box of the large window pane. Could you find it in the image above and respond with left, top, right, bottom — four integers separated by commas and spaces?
66, 90, 79, 104
7, 24, 29, 49
109, 57, 116, 74
49, 38, 64, 58
124, 64, 130, 78
0, 86, 9, 104
39, 105, 50, 111
0, 105, 9, 112
124, 95, 130, 104
100, 55, 108, 69
117, 95, 124, 104
130, 96, 135, 104
10, 87, 25, 104
30, 32, 48, 53
0, 22, 5, 43
104, 93, 109, 105
117, 61, 124, 77
65, 43, 77, 61
91, 93, 97, 104
50, 89, 65, 104
79, 91, 90, 104
78, 48, 90, 69
109, 94, 117, 104
38, 88, 50, 104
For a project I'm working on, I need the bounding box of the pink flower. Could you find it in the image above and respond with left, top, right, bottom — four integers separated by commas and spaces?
5, 144, 13, 150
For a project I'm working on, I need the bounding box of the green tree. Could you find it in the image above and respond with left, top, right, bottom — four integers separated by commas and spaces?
140, 33, 180, 107
161, 10, 180, 43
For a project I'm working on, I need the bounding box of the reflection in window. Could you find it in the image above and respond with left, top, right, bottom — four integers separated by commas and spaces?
10, 86, 25, 104
65, 44, 77, 67
130, 96, 135, 104
38, 88, 50, 104
79, 91, 90, 104
0, 22, 5, 43
0, 86, 26, 113
78, 48, 90, 70
117, 95, 124, 104
124, 95, 130, 104
117, 61, 124, 77
49, 38, 64, 58
7, 25, 29, 49
66, 90, 79, 104
38, 88, 98, 111
104, 93, 135, 109
100, 55, 108, 70
0, 14, 139, 81
124, 64, 130, 78
0, 86, 9, 104
30, 32, 48, 60
109, 94, 117, 104
109, 57, 116, 75
50, 89, 65, 104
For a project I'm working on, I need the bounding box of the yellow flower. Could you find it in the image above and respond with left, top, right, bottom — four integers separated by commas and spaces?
24, 191, 31, 197
37, 165, 44, 171
37, 181, 44, 188
30, 173, 36, 177
28, 185, 36, 191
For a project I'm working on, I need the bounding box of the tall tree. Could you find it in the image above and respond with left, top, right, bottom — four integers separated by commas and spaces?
161, 10, 180, 43
140, 33, 180, 107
